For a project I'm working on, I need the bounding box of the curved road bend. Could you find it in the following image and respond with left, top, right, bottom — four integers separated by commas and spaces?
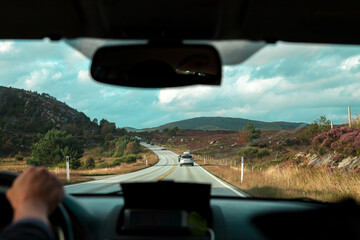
65, 143, 247, 197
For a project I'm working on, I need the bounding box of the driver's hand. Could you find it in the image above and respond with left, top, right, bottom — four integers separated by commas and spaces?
6, 166, 64, 225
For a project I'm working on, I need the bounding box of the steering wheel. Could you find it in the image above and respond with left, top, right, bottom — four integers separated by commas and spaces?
0, 171, 74, 240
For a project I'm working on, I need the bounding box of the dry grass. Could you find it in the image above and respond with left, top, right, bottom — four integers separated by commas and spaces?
0, 158, 28, 173
0, 148, 159, 185
197, 159, 360, 202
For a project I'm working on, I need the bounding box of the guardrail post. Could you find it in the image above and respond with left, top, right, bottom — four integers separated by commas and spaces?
66, 156, 70, 182
241, 157, 244, 183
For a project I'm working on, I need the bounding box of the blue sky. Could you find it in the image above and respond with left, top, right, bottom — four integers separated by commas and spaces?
1, 39, 360, 129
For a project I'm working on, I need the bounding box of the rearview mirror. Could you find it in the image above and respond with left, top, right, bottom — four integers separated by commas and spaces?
90, 44, 222, 88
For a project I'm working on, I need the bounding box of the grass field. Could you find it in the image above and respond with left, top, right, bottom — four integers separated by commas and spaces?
0, 147, 159, 185
196, 159, 360, 202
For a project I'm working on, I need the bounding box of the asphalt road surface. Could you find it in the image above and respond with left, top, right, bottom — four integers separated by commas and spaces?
65, 143, 247, 197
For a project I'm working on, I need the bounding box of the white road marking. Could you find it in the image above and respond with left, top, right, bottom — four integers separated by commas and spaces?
195, 162, 247, 197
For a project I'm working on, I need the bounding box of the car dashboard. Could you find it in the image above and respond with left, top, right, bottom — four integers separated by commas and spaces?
62, 182, 332, 240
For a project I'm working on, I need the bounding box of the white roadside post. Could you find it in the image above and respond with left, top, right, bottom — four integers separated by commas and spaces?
241, 157, 244, 183
66, 156, 70, 182
146, 158, 148, 166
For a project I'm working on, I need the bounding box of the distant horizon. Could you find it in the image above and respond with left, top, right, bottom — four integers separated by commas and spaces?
126, 116, 311, 130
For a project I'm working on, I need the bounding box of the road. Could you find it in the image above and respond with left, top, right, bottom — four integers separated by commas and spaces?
65, 143, 247, 197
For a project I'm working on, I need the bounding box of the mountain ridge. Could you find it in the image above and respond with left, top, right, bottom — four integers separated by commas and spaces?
141, 116, 309, 131
0, 86, 92, 133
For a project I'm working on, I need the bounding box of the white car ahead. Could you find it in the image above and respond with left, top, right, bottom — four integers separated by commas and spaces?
180, 154, 194, 166
161, 145, 167, 150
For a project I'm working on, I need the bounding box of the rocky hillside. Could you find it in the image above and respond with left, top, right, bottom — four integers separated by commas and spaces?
0, 86, 91, 133
143, 116, 308, 131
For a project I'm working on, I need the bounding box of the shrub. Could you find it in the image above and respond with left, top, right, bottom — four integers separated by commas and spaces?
97, 162, 110, 168
257, 148, 270, 157
112, 136, 140, 157
124, 141, 140, 155
26, 158, 40, 166
109, 158, 122, 167
238, 147, 258, 157
70, 158, 82, 170
84, 157, 95, 169
249, 141, 258, 147
297, 116, 331, 145
30, 129, 84, 167
15, 155, 23, 161
56, 161, 67, 168
121, 154, 138, 163
318, 146, 326, 156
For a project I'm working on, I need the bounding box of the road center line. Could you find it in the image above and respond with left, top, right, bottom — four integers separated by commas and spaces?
156, 152, 177, 181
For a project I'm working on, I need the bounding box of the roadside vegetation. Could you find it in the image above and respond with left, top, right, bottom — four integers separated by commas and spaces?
0, 123, 159, 183
196, 159, 360, 202
142, 116, 360, 202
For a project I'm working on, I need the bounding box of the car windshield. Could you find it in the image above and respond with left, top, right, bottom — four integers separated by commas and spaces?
1, 39, 360, 202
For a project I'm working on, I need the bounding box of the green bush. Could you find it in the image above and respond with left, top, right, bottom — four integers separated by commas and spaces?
121, 154, 138, 163
97, 162, 110, 168
26, 158, 40, 166
84, 157, 95, 169
30, 129, 84, 167
15, 155, 24, 161
296, 116, 331, 145
56, 162, 67, 168
109, 158, 122, 167
256, 148, 270, 157
112, 136, 140, 157
238, 147, 258, 157
249, 141, 258, 147
70, 158, 82, 170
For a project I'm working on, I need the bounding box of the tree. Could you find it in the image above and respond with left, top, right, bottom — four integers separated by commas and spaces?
112, 136, 140, 157
316, 115, 331, 132
31, 129, 84, 168
243, 122, 261, 141
116, 128, 128, 136
100, 121, 116, 136
92, 118, 98, 125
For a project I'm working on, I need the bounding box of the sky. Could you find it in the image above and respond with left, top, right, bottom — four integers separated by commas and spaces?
1, 39, 360, 129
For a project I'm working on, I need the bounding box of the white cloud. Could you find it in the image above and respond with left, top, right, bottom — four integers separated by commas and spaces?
340, 56, 360, 70
52, 72, 62, 80
215, 105, 252, 115
0, 41, 14, 53
235, 76, 282, 96
77, 70, 90, 82
158, 86, 214, 107
19, 69, 50, 90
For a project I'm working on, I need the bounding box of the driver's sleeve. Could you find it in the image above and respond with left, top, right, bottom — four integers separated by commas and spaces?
1, 218, 54, 240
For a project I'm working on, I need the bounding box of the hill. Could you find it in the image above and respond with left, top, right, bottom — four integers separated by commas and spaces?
0, 86, 92, 133
144, 116, 308, 131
